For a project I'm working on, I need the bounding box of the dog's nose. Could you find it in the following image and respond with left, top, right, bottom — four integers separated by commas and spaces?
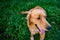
46, 26, 51, 30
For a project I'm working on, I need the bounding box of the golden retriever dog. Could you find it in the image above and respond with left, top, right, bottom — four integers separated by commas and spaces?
21, 6, 51, 40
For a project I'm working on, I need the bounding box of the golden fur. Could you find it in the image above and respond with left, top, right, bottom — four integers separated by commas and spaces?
21, 6, 51, 40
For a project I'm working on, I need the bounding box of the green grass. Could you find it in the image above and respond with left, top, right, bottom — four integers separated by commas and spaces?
0, 0, 60, 40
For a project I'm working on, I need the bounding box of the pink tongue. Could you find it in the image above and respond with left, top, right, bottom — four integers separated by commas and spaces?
40, 28, 45, 33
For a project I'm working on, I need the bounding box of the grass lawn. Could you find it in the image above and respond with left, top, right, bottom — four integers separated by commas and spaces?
0, 0, 60, 40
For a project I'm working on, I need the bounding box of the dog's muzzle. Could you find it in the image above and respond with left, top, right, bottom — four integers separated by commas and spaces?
35, 24, 51, 33
35, 24, 45, 33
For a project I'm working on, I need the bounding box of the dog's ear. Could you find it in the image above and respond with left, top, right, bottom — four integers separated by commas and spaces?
21, 11, 29, 14
27, 14, 33, 25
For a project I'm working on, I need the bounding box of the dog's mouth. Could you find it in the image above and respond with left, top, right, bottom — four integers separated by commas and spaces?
35, 24, 45, 33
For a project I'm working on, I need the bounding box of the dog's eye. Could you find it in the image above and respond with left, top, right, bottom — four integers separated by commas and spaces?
37, 17, 40, 20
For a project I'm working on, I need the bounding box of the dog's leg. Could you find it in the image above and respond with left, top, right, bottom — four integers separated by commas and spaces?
40, 32, 45, 40
31, 34, 34, 40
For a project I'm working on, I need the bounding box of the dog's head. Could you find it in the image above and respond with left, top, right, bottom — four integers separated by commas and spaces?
21, 6, 51, 31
